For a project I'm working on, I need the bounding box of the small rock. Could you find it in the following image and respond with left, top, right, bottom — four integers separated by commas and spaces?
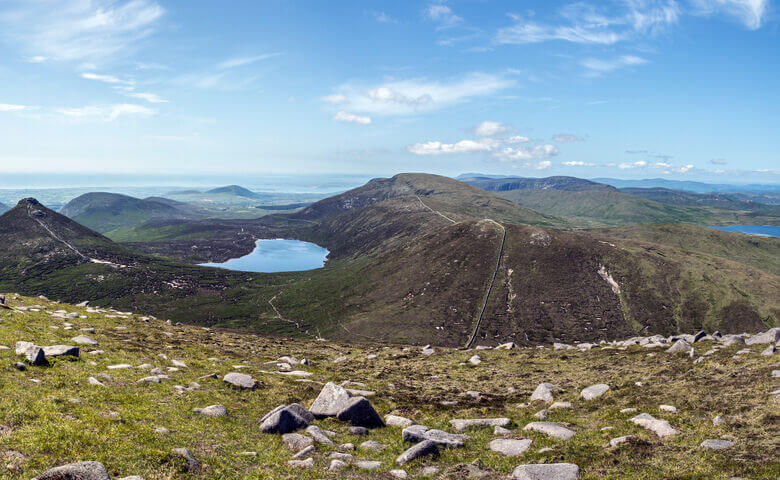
223, 372, 257, 390
260, 405, 311, 434
494, 425, 512, 435
489, 438, 532, 456
193, 405, 227, 417
292, 445, 316, 459
389, 469, 409, 479
360, 440, 385, 451
761, 345, 777, 356
659, 405, 677, 414
581, 384, 610, 400
336, 396, 385, 428
309, 382, 351, 418
713, 415, 725, 426
396, 440, 439, 464
631, 413, 678, 438
13, 362, 26, 371
34, 461, 110, 480
355, 460, 382, 470
349, 426, 368, 435
523, 422, 575, 440
282, 433, 313, 451
549, 402, 572, 410
530, 383, 561, 403
700, 439, 734, 450
87, 377, 104, 386
171, 448, 199, 472
328, 459, 346, 471
70, 335, 98, 346
451, 418, 510, 431
305, 425, 333, 445
511, 463, 579, 480
286, 458, 314, 468
609, 435, 637, 447
386, 414, 415, 427
667, 340, 692, 353
402, 425, 467, 448
468, 355, 481, 365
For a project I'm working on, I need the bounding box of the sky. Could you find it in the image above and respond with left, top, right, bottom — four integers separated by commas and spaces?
0, 0, 777, 183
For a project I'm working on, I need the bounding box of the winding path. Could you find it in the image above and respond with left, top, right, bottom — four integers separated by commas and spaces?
465, 219, 507, 348
415, 195, 457, 224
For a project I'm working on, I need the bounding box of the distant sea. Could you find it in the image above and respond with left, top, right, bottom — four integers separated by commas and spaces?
708, 225, 780, 237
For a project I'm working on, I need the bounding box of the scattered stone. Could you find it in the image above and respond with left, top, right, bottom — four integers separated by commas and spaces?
523, 422, 575, 440
397, 440, 439, 464
713, 415, 725, 426
761, 345, 777, 356
155, 427, 169, 434
292, 445, 316, 459
349, 426, 368, 435
489, 438, 532, 456
360, 440, 385, 451
355, 460, 382, 470
402, 425, 467, 448
511, 463, 580, 480
310, 382, 351, 418
389, 469, 409, 479
171, 448, 199, 473
70, 335, 98, 346
222, 372, 257, 390
286, 458, 314, 468
107, 364, 133, 370
620, 408, 637, 414
701, 439, 734, 450
137, 376, 162, 384
13, 362, 26, 371
328, 459, 346, 471
549, 402, 572, 410
420, 466, 440, 476
609, 435, 637, 447
336, 396, 385, 428
193, 405, 227, 417
386, 414, 415, 427
494, 425, 512, 435
282, 433, 313, 451
631, 413, 678, 438
329, 452, 353, 461
260, 405, 310, 434
581, 384, 610, 400
468, 355, 481, 365
450, 418, 510, 431
745, 327, 780, 345
305, 425, 333, 445
171, 360, 187, 368
42, 345, 80, 357
33, 461, 110, 480
660, 405, 677, 414
667, 340, 692, 353
87, 377, 104, 386
530, 383, 562, 403
533, 410, 547, 420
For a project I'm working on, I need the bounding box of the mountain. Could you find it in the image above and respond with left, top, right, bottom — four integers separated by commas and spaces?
461, 175, 614, 192
60, 192, 209, 236
593, 178, 780, 194
0, 174, 777, 347
0, 202, 8, 215
620, 187, 777, 211
205, 185, 260, 198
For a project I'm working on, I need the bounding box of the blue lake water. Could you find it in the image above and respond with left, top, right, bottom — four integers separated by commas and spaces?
199, 239, 329, 273
708, 225, 780, 237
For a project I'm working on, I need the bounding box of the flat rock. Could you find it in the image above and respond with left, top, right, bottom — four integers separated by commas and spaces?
282, 433, 313, 451
305, 425, 333, 445
451, 418, 510, 431
34, 461, 110, 480
223, 372, 256, 390
523, 422, 575, 440
745, 327, 780, 345
292, 445, 316, 459
336, 396, 385, 428
530, 383, 561, 403
631, 413, 678, 438
42, 345, 80, 357
309, 382, 351, 418
609, 435, 637, 447
328, 459, 346, 471
549, 402, 572, 410
701, 439, 734, 450
171, 449, 199, 472
193, 405, 227, 417
489, 438, 532, 456
397, 440, 439, 464
22, 345, 46, 365
402, 425, 467, 448
385, 414, 415, 427
355, 460, 382, 470
667, 340, 692, 353
360, 440, 385, 451
260, 405, 310, 434
511, 463, 580, 480
581, 384, 610, 400
70, 335, 98, 345
287, 458, 314, 468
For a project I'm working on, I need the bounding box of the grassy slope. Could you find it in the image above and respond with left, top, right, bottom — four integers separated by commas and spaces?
496, 189, 776, 227
0, 295, 777, 479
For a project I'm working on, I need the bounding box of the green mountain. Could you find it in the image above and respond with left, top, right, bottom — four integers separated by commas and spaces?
461, 175, 614, 192
205, 185, 260, 198
60, 192, 209, 236
620, 187, 778, 211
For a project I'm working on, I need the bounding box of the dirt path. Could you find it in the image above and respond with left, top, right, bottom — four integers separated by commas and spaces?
465, 219, 507, 348
415, 195, 457, 224
26, 203, 87, 260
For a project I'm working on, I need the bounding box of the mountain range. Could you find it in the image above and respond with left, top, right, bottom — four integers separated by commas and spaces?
0, 174, 776, 347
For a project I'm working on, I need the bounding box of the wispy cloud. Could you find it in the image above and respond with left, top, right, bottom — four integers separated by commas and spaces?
407, 132, 559, 166
0, 103, 36, 112
54, 103, 155, 121
473, 121, 510, 136
125, 92, 167, 103
552, 134, 585, 143
81, 72, 134, 85
425, 4, 464, 29
369, 11, 397, 23
333, 111, 372, 125
2, 0, 165, 62
562, 160, 595, 166
691, 0, 769, 29
217, 53, 283, 69
581, 55, 648, 76
323, 72, 514, 116
710, 158, 727, 165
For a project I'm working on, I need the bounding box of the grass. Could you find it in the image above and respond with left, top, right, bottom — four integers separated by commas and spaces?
0, 295, 778, 479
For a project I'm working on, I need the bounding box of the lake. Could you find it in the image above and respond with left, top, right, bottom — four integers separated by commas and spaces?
708, 225, 780, 237
199, 239, 329, 273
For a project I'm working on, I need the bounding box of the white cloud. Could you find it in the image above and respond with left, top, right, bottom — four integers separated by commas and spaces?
125, 92, 167, 103
552, 134, 585, 143
710, 158, 727, 165
24, 55, 47, 63
333, 111, 372, 125
581, 55, 648, 76
425, 4, 463, 28
2, 0, 165, 62
506, 135, 531, 144
495, 1, 679, 45
55, 103, 155, 121
217, 53, 283, 69
370, 11, 397, 23
473, 121, 510, 136
691, 0, 769, 29
616, 160, 648, 169
81, 72, 134, 85
495, 144, 559, 162
408, 139, 496, 155
562, 160, 595, 166
0, 103, 35, 112
324, 72, 514, 116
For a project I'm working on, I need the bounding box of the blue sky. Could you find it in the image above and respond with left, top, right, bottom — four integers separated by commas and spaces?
0, 0, 777, 182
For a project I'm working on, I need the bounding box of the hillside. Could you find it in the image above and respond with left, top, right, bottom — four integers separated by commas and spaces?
593, 178, 780, 194
60, 193, 209, 236
205, 185, 260, 198
461, 176, 614, 192
620, 187, 777, 212
0, 201, 8, 215
0, 294, 778, 479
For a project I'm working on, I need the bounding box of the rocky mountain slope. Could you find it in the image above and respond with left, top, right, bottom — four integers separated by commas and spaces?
620, 187, 777, 211
0, 202, 8, 215
460, 176, 614, 192
1, 295, 777, 479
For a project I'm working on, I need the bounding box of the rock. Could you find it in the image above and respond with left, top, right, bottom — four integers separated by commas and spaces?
155, 427, 169, 434
745, 327, 780, 345
260, 405, 310, 434
631, 413, 678, 437
13, 362, 26, 371
389, 469, 409, 479
523, 422, 575, 440
33, 461, 110, 480
581, 384, 610, 400
530, 383, 561, 403
609, 435, 637, 447
193, 405, 227, 417
496, 342, 517, 350
489, 438, 532, 456
494, 425, 512, 435
360, 440, 385, 451
450, 418, 510, 431
292, 445, 316, 459
287, 458, 314, 468
70, 335, 98, 346
386, 414, 415, 427
468, 355, 481, 365
549, 402, 572, 410
620, 408, 637, 414
713, 415, 725, 426
305, 425, 333, 445
329, 452, 353, 460
693, 331, 708, 342
171, 449, 199, 472
87, 377, 104, 386
15, 341, 35, 355
355, 460, 382, 470
328, 459, 346, 471
339, 443, 355, 451
107, 364, 133, 370
171, 360, 187, 368
700, 439, 734, 450
761, 345, 777, 356
137, 376, 162, 384
720, 335, 745, 346
24, 345, 47, 366
349, 426, 368, 435
667, 340, 692, 353
309, 382, 351, 418
659, 405, 677, 413
533, 410, 548, 420
282, 433, 313, 451
336, 396, 385, 428
420, 466, 439, 476
222, 372, 257, 390
396, 440, 439, 464
402, 425, 467, 448
511, 463, 579, 480
42, 345, 80, 357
